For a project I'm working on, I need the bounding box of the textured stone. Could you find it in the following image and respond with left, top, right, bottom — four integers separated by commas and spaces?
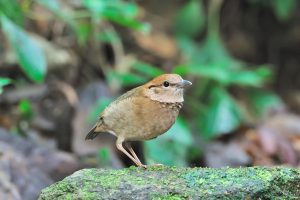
39, 166, 300, 200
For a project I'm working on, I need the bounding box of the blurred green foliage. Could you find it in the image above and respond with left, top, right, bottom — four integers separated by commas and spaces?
0, 1, 46, 83
247, 89, 283, 118
145, 117, 193, 166
200, 87, 241, 138
18, 99, 34, 120
174, 0, 205, 38
1, 15, 47, 83
0, 77, 11, 94
172, 0, 281, 140
272, 0, 296, 21
144, 0, 284, 166
0, 0, 292, 166
249, 0, 296, 21
0, 0, 23, 25
107, 61, 164, 87
82, 0, 150, 32
97, 147, 112, 167
0, 0, 149, 84
87, 97, 111, 124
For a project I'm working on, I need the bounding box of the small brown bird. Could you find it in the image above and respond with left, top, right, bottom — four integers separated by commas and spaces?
85, 74, 192, 167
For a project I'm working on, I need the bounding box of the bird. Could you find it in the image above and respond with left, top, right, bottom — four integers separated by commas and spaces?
85, 74, 192, 168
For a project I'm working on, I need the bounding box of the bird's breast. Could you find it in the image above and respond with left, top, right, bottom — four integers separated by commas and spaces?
131, 100, 182, 141
103, 97, 182, 141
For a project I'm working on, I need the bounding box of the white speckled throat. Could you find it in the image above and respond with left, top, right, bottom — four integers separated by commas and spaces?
144, 86, 185, 103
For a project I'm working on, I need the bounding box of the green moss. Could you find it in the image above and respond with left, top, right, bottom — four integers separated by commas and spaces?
99, 173, 122, 188
39, 167, 300, 200
82, 168, 125, 188
62, 193, 72, 200
253, 167, 273, 180
147, 165, 171, 171
126, 174, 150, 186
151, 194, 185, 200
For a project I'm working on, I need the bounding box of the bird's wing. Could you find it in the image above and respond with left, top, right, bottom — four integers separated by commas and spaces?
102, 86, 142, 115
112, 86, 142, 104
86, 87, 143, 140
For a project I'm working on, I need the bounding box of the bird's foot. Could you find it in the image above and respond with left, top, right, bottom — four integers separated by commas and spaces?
136, 163, 148, 169
135, 163, 164, 169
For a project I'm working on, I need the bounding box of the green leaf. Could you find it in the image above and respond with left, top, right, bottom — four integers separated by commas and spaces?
176, 37, 201, 62
37, 0, 77, 28
109, 2, 139, 19
172, 65, 190, 76
37, 0, 87, 43
271, 0, 296, 21
75, 21, 92, 45
37, 0, 60, 12
174, 0, 205, 37
119, 73, 146, 86
200, 87, 241, 139
82, 0, 106, 14
229, 67, 272, 87
144, 117, 193, 166
0, 0, 23, 25
0, 77, 11, 94
174, 65, 271, 87
37, 0, 75, 23
177, 0, 243, 72
87, 98, 111, 123
1, 15, 47, 83
84, 0, 139, 18
97, 29, 120, 43
131, 62, 164, 77
197, 36, 243, 69
83, 0, 150, 32
102, 11, 149, 32
190, 64, 231, 83
108, 71, 147, 87
18, 99, 34, 120
0, 77, 11, 87
247, 89, 283, 118
173, 65, 231, 84
176, 28, 243, 73
97, 147, 112, 166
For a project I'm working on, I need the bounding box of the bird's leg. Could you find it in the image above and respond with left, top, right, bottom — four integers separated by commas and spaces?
125, 142, 142, 164
116, 139, 146, 168
125, 142, 162, 167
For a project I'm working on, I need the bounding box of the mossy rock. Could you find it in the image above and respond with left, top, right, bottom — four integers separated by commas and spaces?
39, 166, 300, 200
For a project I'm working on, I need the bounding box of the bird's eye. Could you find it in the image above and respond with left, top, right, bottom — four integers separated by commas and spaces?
163, 81, 170, 87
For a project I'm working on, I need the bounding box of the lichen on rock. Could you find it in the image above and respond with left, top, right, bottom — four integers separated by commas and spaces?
39, 166, 300, 200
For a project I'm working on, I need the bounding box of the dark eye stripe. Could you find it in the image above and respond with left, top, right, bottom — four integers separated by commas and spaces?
148, 85, 157, 89
148, 82, 176, 89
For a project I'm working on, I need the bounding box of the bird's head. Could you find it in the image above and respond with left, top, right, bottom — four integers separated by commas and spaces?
144, 74, 192, 103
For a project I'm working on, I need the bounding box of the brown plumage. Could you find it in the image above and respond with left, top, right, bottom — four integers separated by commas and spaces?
85, 74, 192, 167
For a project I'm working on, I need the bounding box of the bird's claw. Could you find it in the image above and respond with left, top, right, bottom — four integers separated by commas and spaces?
141, 163, 164, 168
137, 164, 148, 169
136, 163, 163, 169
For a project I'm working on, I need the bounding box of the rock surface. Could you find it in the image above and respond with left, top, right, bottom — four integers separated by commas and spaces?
39, 166, 300, 200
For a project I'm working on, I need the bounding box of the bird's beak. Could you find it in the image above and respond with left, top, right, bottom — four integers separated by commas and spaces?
178, 79, 192, 88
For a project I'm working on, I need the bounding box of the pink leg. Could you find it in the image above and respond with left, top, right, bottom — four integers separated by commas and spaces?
116, 139, 146, 168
